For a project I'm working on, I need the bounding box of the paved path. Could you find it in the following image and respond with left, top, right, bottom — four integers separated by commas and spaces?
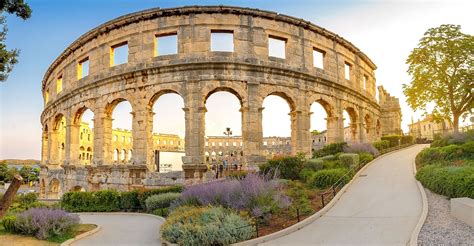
72, 213, 163, 246
262, 145, 426, 246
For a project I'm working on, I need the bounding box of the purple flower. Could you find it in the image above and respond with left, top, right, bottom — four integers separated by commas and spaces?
15, 208, 80, 239
343, 143, 379, 156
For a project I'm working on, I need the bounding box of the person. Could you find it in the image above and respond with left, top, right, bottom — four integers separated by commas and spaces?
218, 162, 224, 178
223, 159, 228, 171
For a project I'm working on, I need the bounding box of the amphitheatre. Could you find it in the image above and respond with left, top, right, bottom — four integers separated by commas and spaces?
39, 6, 402, 199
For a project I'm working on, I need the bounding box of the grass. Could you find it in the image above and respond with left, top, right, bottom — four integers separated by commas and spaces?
0, 223, 97, 245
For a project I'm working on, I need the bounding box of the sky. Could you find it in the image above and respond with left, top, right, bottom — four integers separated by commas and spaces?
0, 0, 473, 160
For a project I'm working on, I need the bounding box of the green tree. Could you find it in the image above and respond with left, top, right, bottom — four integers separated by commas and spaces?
403, 24, 473, 132
0, 0, 32, 82
0, 160, 8, 181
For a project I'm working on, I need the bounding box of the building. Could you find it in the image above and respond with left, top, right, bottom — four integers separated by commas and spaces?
311, 127, 353, 150
408, 115, 453, 140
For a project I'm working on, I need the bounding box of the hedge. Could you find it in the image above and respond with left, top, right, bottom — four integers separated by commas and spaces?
61, 185, 183, 212
305, 159, 323, 171
415, 141, 474, 167
145, 192, 181, 212
416, 165, 474, 198
381, 135, 402, 147
373, 140, 390, 151
358, 152, 374, 165
338, 153, 359, 168
307, 168, 350, 189
400, 135, 414, 145
313, 142, 347, 158
259, 155, 305, 180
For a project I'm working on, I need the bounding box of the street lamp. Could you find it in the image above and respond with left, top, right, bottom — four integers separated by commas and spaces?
223, 127, 232, 137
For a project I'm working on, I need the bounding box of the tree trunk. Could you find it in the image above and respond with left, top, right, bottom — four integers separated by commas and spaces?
453, 114, 460, 133
0, 174, 23, 218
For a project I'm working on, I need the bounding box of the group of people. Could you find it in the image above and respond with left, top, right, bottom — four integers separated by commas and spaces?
210, 156, 242, 179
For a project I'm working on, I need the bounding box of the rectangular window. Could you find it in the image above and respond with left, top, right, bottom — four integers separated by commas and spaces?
77, 58, 89, 79
344, 62, 351, 80
363, 75, 368, 90
268, 36, 286, 59
56, 76, 63, 93
313, 49, 325, 69
122, 136, 125, 142
110, 42, 128, 67
211, 31, 234, 52
155, 33, 177, 56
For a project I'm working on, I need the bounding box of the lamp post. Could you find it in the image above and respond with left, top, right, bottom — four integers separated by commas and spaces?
223, 127, 232, 137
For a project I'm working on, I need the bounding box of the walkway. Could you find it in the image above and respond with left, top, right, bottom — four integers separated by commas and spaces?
262, 145, 426, 246
72, 213, 163, 246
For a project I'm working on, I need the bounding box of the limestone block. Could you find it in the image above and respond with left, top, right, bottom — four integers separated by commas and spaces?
451, 197, 474, 227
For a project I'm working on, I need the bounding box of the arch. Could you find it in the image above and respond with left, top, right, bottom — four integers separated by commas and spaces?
148, 89, 183, 108
121, 149, 127, 161
364, 114, 372, 134
204, 86, 245, 106
114, 149, 119, 161
71, 185, 85, 192
263, 91, 296, 111
49, 178, 61, 194
343, 107, 358, 142
39, 179, 46, 197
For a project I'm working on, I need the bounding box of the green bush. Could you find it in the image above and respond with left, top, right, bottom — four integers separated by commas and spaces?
313, 142, 347, 158
161, 206, 255, 245
320, 155, 336, 161
145, 192, 181, 212
259, 155, 305, 180
61, 190, 120, 212
305, 159, 323, 171
1, 215, 17, 232
338, 153, 359, 168
358, 152, 374, 165
226, 170, 249, 180
416, 165, 474, 198
416, 142, 474, 167
94, 190, 121, 212
152, 207, 169, 217
120, 191, 140, 211
401, 135, 414, 145
381, 135, 402, 147
373, 140, 390, 151
299, 168, 315, 182
137, 186, 184, 210
285, 181, 314, 216
308, 168, 350, 189
322, 160, 344, 169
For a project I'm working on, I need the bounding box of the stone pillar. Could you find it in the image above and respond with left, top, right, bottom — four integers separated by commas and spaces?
358, 108, 366, 143
131, 101, 153, 169
289, 109, 311, 156
242, 83, 265, 166
93, 109, 112, 165
48, 131, 59, 165
41, 129, 48, 165
326, 104, 344, 143
182, 83, 207, 179
65, 120, 80, 166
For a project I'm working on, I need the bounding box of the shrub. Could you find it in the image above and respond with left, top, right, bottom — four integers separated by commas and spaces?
373, 140, 390, 151
299, 168, 315, 182
358, 152, 374, 165
343, 143, 379, 156
313, 142, 347, 158
145, 192, 181, 212
14, 208, 79, 240
416, 165, 474, 198
1, 215, 17, 232
338, 153, 359, 168
308, 168, 350, 189
320, 155, 336, 161
161, 206, 255, 246
137, 186, 184, 209
152, 207, 169, 217
94, 190, 121, 212
61, 191, 95, 212
285, 180, 314, 216
259, 155, 305, 180
305, 159, 323, 171
416, 142, 474, 167
401, 135, 414, 145
175, 173, 290, 217
381, 135, 402, 147
322, 160, 344, 169
120, 191, 140, 211
226, 170, 249, 180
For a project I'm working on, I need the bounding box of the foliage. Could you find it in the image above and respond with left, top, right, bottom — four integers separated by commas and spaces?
372, 140, 390, 151
284, 180, 314, 216
14, 208, 80, 240
305, 159, 323, 171
226, 170, 249, 180
358, 152, 374, 165
120, 191, 141, 211
299, 168, 315, 182
343, 143, 379, 156
18, 166, 39, 182
0, 161, 18, 182
403, 24, 474, 132
381, 135, 402, 147
8, 192, 43, 213
161, 206, 255, 246
312, 142, 347, 158
145, 192, 181, 212
259, 155, 306, 180
416, 165, 474, 198
1, 215, 17, 232
431, 130, 474, 147
175, 174, 290, 217
307, 168, 350, 189
137, 186, 184, 209
416, 141, 474, 167
93, 190, 121, 212
338, 153, 360, 168
400, 135, 414, 145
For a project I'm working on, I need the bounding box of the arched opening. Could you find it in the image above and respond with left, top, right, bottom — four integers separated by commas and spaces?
71, 185, 85, 192
151, 92, 185, 172
343, 108, 358, 142
376, 119, 381, 136
52, 114, 66, 164
49, 178, 61, 199
75, 108, 94, 165
205, 90, 242, 167
110, 100, 133, 164
262, 94, 293, 158
310, 100, 331, 151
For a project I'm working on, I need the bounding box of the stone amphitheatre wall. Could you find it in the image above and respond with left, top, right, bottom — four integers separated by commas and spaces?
39, 6, 400, 197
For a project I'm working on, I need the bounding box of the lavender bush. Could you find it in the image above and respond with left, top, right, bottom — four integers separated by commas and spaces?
343, 143, 379, 156
174, 173, 291, 216
14, 208, 80, 239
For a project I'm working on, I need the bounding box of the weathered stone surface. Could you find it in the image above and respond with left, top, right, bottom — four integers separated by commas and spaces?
39, 6, 401, 198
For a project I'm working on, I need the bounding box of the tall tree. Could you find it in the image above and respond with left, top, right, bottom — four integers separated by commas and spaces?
0, 0, 31, 82
403, 24, 473, 132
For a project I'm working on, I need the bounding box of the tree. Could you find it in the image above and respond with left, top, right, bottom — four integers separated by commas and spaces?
403, 24, 473, 132
0, 0, 32, 82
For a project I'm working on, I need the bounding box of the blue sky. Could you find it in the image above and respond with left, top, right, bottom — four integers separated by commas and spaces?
1, 0, 472, 159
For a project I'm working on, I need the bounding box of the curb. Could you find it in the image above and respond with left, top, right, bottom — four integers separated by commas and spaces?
233, 144, 419, 246
60, 225, 101, 246
408, 145, 429, 246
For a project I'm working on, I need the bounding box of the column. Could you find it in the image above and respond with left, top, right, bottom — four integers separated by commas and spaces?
41, 129, 48, 165
93, 108, 112, 165
131, 101, 153, 168
289, 109, 311, 156
241, 83, 265, 166
358, 108, 366, 143
65, 115, 80, 166
326, 103, 344, 143
48, 131, 59, 165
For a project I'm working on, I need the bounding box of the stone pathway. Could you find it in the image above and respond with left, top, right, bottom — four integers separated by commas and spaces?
418, 188, 474, 245
72, 213, 163, 246
262, 145, 426, 245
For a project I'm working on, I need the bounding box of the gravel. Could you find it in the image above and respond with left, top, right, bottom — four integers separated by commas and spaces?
418, 188, 474, 245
